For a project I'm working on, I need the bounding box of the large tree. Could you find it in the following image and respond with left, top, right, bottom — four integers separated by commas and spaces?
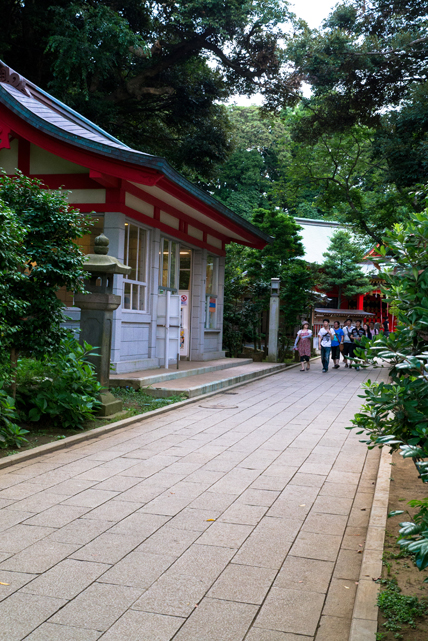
0, 0, 299, 179
318, 230, 372, 308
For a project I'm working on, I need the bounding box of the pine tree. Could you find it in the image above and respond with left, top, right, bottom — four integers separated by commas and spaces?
319, 230, 371, 308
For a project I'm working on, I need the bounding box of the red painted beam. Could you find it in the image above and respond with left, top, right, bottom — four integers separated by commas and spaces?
89, 170, 120, 189
72, 201, 225, 256
124, 181, 231, 246
156, 176, 260, 244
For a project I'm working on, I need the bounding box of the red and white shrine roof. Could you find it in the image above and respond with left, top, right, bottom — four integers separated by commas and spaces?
0, 62, 271, 255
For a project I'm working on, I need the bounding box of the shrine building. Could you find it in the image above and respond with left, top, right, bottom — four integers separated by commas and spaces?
0, 61, 270, 373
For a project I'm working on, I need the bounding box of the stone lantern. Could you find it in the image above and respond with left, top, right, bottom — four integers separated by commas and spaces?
74, 233, 131, 416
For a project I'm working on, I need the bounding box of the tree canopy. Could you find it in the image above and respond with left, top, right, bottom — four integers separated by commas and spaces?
0, 0, 300, 179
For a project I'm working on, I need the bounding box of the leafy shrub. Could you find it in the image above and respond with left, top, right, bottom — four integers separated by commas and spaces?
0, 386, 28, 448
16, 338, 102, 430
347, 211, 428, 573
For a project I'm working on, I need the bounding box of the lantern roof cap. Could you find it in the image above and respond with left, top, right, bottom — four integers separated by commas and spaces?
84, 233, 131, 274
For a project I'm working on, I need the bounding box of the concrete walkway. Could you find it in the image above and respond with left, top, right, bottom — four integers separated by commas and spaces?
0, 364, 386, 640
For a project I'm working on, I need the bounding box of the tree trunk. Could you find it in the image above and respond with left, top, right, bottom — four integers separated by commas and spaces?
10, 348, 18, 399
338, 286, 342, 310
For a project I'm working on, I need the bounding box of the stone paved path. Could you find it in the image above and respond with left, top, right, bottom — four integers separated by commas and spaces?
0, 364, 386, 640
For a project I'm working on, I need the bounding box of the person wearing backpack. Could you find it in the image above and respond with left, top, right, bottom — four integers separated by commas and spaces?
331, 320, 344, 369
342, 318, 355, 368
318, 318, 335, 373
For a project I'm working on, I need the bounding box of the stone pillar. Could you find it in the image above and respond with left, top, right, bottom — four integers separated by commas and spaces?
267, 278, 280, 363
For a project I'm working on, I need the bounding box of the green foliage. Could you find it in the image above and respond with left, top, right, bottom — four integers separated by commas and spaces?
0, 387, 28, 449
212, 106, 290, 219
0, 0, 298, 179
111, 387, 186, 416
377, 578, 428, 634
223, 209, 315, 356
0, 198, 28, 351
318, 230, 372, 307
0, 173, 90, 359
16, 339, 102, 430
347, 210, 428, 575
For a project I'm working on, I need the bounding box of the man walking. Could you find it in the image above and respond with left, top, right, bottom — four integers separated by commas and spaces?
318, 318, 334, 373
331, 320, 344, 369
342, 318, 354, 368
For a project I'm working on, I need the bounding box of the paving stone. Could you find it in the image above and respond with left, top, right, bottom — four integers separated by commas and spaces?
23, 505, 89, 528
98, 551, 176, 589
302, 512, 348, 537
0, 591, 67, 640
246, 630, 313, 641
0, 539, 78, 574
49, 582, 141, 631
342, 526, 367, 550
167, 544, 235, 583
7, 491, 63, 514
189, 491, 238, 513
322, 578, 357, 618
288, 473, 326, 488
233, 517, 300, 569
99, 610, 184, 641
290, 531, 342, 562
255, 587, 324, 636
315, 615, 352, 641
62, 489, 120, 508
137, 526, 200, 557
47, 478, 97, 496
173, 597, 258, 641
219, 503, 267, 526
21, 558, 110, 599
311, 495, 353, 515
197, 521, 253, 549
25, 623, 102, 640
70, 533, 142, 564
0, 509, 36, 533
139, 494, 192, 516
0, 570, 37, 602
48, 517, 113, 545
84, 500, 141, 522
236, 488, 280, 506
167, 508, 220, 532
0, 482, 47, 501
0, 524, 56, 554
108, 512, 169, 538
93, 475, 142, 492
334, 548, 363, 580
274, 556, 333, 593
208, 563, 275, 604
347, 507, 370, 528
250, 474, 295, 492
132, 572, 211, 617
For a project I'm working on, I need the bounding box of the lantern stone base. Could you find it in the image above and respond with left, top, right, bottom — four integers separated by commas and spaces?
98, 392, 123, 417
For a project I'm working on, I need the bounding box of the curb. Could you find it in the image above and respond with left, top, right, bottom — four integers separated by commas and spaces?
0, 357, 320, 472
349, 446, 392, 640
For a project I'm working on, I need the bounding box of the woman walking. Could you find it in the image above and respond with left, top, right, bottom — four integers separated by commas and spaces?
294, 322, 313, 371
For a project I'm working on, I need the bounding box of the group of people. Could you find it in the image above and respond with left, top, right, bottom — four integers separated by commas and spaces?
293, 317, 388, 373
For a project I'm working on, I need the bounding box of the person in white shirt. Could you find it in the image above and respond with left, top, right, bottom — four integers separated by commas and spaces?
342, 318, 355, 368
318, 318, 335, 373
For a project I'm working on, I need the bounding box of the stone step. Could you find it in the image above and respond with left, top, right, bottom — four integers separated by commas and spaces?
110, 357, 253, 388
142, 362, 289, 398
